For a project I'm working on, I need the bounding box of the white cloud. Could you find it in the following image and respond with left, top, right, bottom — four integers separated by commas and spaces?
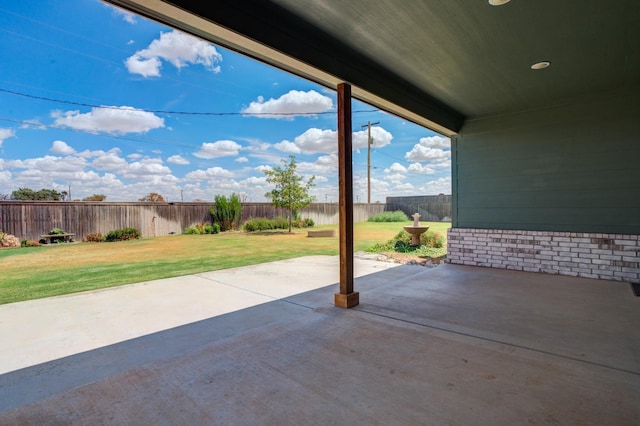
241, 90, 333, 119
123, 158, 172, 179
254, 165, 272, 173
194, 140, 242, 159
91, 152, 129, 171
352, 126, 393, 151
273, 140, 301, 154
50, 140, 76, 155
0, 170, 11, 183
17, 155, 87, 173
405, 146, 450, 163
105, 4, 137, 24
393, 182, 414, 191
293, 128, 337, 154
125, 56, 162, 78
185, 166, 234, 180
52, 106, 164, 135
298, 154, 338, 174
417, 135, 450, 149
19, 119, 46, 130
125, 30, 222, 77
167, 155, 190, 165
288, 126, 393, 154
407, 163, 435, 174
405, 136, 451, 162
420, 176, 452, 195
384, 162, 407, 174
0, 128, 15, 146
235, 156, 249, 163
77, 147, 122, 159
386, 173, 406, 183
244, 176, 267, 185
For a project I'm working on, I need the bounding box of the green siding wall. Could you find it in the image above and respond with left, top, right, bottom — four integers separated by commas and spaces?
453, 87, 640, 234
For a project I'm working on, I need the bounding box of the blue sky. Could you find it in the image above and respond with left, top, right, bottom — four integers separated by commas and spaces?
0, 0, 451, 202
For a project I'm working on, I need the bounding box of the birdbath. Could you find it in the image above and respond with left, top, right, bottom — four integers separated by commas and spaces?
403, 213, 429, 246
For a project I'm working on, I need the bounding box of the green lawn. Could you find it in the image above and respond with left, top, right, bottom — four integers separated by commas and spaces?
0, 221, 450, 305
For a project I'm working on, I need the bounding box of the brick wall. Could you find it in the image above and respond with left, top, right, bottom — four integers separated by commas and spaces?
447, 228, 640, 283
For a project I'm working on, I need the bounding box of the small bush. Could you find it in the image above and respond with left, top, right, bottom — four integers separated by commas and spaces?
20, 239, 41, 247
84, 233, 104, 243
204, 223, 220, 234
367, 211, 409, 222
421, 231, 445, 248
47, 227, 68, 243
243, 216, 314, 232
293, 218, 315, 228
104, 227, 140, 242
183, 226, 201, 235
184, 223, 220, 235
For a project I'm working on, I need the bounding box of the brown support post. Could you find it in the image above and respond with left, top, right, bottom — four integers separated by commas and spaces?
334, 83, 358, 308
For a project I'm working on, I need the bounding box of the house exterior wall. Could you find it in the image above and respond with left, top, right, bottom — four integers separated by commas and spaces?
449, 86, 640, 282
447, 228, 639, 284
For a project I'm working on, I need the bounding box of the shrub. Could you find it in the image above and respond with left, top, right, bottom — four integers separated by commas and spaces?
184, 223, 220, 235
47, 227, 68, 243
204, 223, 220, 234
365, 229, 447, 258
367, 211, 409, 222
243, 218, 273, 232
421, 231, 445, 248
243, 216, 314, 232
183, 226, 201, 235
84, 233, 104, 243
20, 239, 41, 247
293, 218, 315, 228
104, 227, 140, 242
209, 193, 242, 231
1, 232, 20, 248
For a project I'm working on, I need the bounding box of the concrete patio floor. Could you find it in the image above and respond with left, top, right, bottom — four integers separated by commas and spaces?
0, 256, 638, 424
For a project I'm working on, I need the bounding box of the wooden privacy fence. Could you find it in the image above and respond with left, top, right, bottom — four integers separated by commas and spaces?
0, 198, 451, 242
386, 195, 452, 222
0, 202, 387, 242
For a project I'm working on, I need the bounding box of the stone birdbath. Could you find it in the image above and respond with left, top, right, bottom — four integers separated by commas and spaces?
403, 213, 429, 246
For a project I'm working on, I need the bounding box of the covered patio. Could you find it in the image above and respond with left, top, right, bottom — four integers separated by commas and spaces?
1, 259, 638, 423
1, 0, 638, 423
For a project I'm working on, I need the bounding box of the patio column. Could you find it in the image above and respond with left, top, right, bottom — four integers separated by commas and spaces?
334, 83, 358, 308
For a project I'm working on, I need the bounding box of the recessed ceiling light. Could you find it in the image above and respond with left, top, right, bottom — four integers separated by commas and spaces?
531, 61, 551, 70
489, 0, 511, 5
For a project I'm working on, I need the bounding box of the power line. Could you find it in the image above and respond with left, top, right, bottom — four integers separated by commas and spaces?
0, 88, 379, 117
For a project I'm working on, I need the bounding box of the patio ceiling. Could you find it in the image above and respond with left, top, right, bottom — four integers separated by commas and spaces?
105, 0, 640, 136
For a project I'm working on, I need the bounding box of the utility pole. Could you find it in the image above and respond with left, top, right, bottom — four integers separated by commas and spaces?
361, 121, 380, 203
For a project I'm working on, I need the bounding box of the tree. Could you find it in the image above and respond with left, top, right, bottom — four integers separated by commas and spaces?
11, 187, 62, 201
139, 192, 166, 202
264, 155, 315, 233
83, 194, 107, 201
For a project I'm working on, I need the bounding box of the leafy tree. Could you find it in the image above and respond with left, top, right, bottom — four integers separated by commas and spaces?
264, 155, 315, 233
11, 187, 62, 201
139, 192, 166, 202
209, 193, 242, 231
0, 194, 10, 200
83, 194, 107, 201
